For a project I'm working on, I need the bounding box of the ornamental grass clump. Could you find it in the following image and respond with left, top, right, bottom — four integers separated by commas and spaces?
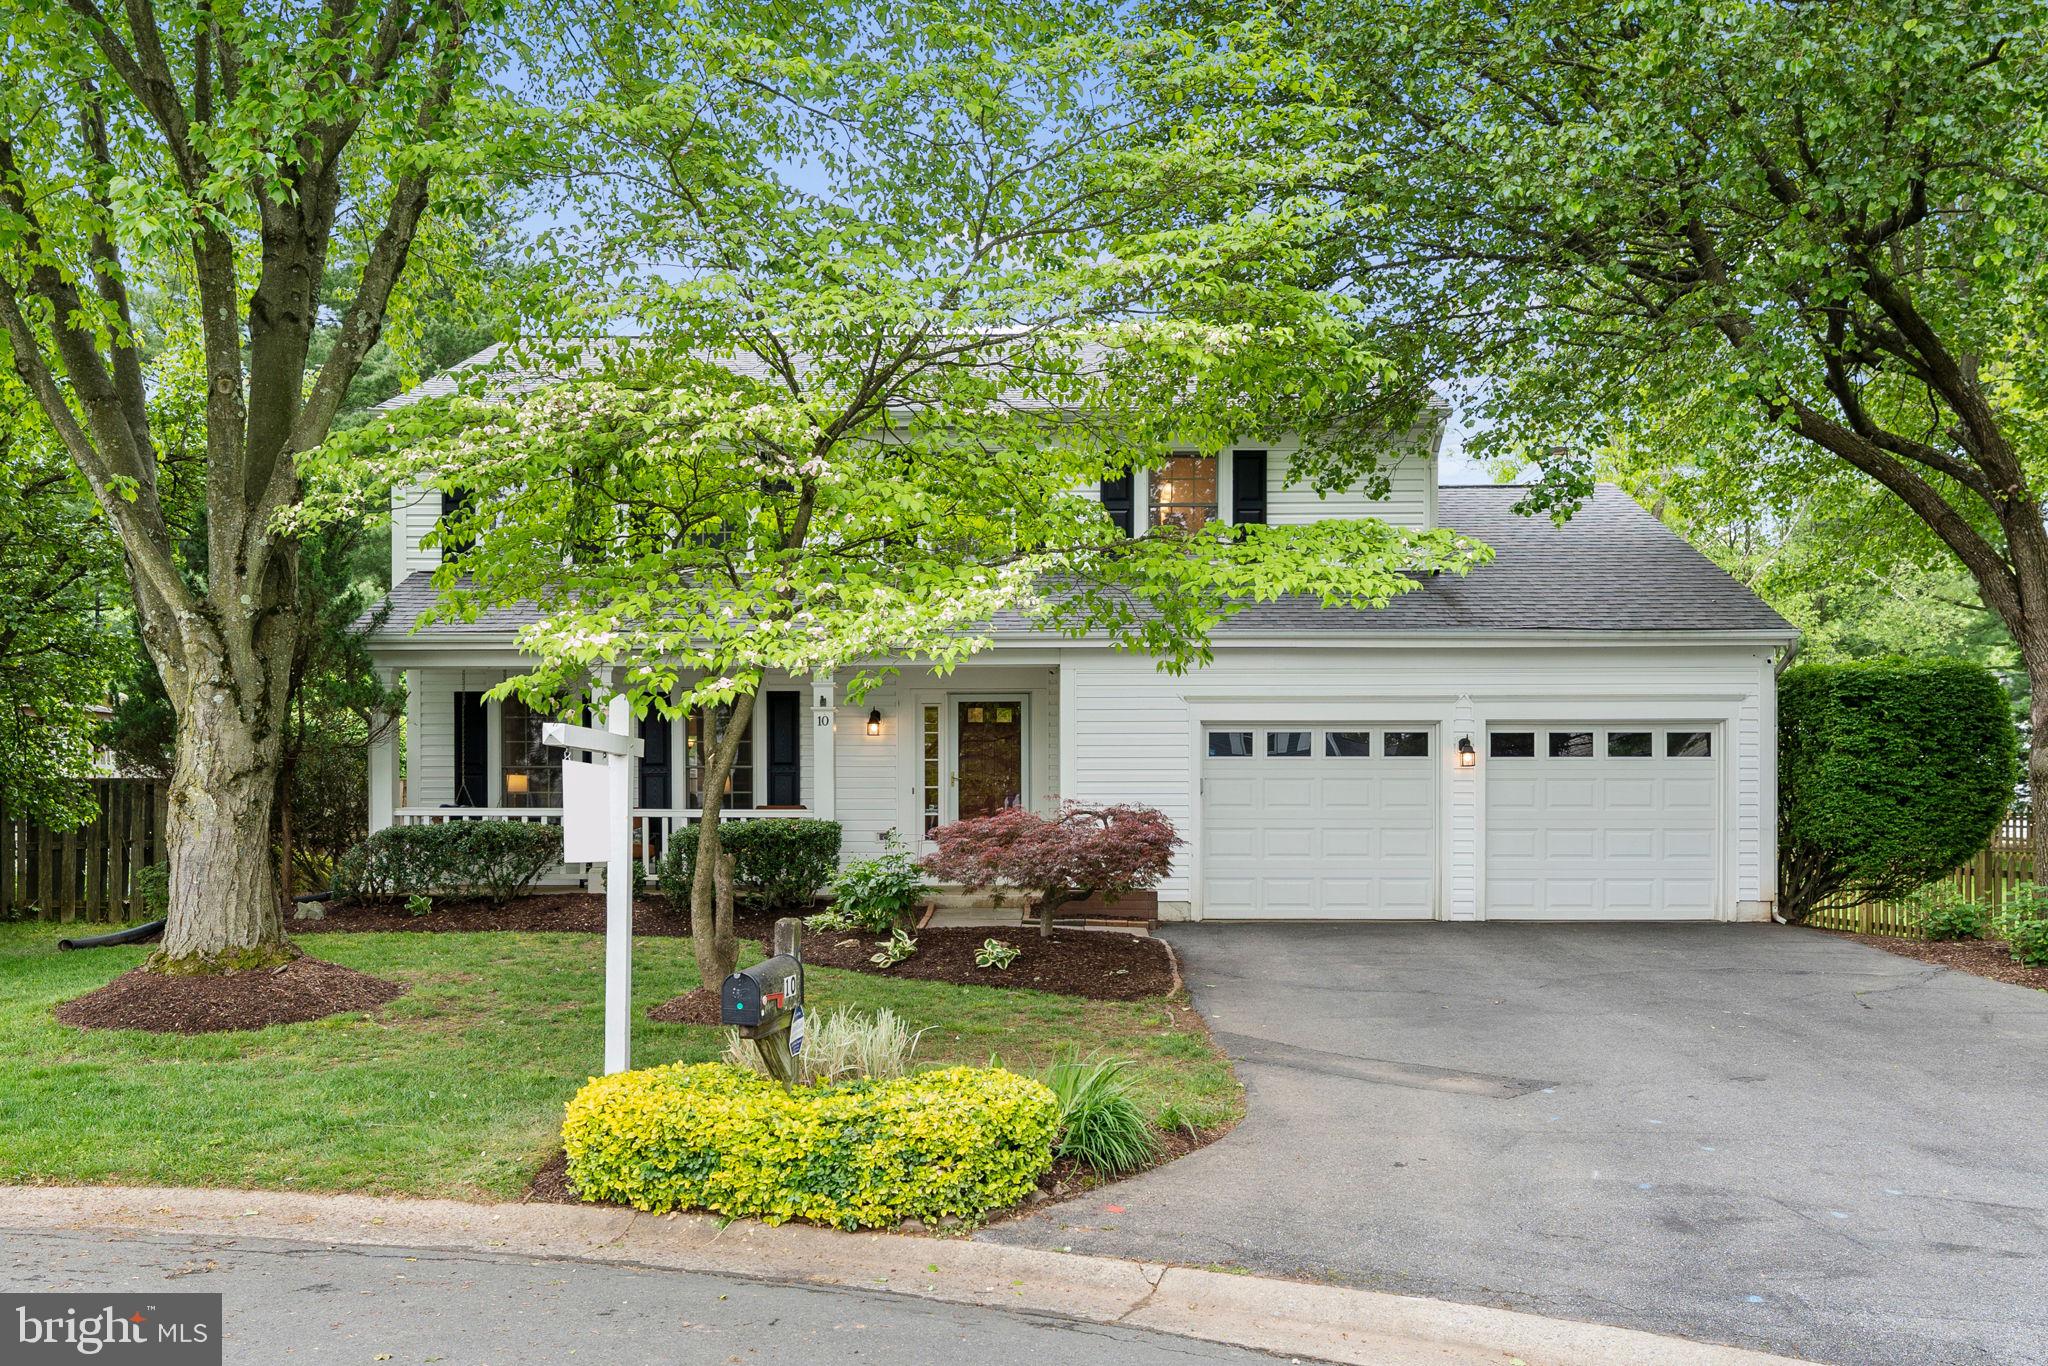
562, 1062, 1057, 1228
1045, 1053, 1157, 1177
721, 1007, 924, 1085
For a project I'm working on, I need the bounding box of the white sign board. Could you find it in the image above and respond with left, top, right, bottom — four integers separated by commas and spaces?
561, 757, 609, 863
543, 694, 637, 1075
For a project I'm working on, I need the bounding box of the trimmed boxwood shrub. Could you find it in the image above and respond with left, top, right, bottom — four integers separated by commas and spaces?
655, 818, 841, 910
1779, 660, 2017, 922
334, 821, 561, 905
562, 1061, 1057, 1228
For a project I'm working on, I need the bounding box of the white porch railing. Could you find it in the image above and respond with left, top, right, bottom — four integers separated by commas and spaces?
392, 806, 813, 876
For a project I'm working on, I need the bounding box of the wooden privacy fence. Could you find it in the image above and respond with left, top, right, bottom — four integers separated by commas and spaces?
0, 779, 168, 923
1806, 812, 2033, 935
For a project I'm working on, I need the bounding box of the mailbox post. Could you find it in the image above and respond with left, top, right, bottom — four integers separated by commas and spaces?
722, 917, 806, 1086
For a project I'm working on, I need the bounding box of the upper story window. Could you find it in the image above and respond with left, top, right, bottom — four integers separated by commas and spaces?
1150, 452, 1217, 531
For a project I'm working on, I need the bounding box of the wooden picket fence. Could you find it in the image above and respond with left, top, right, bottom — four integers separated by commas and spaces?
1806, 812, 2033, 935
0, 779, 169, 923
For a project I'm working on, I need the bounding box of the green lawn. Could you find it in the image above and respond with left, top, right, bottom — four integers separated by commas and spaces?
0, 922, 1239, 1200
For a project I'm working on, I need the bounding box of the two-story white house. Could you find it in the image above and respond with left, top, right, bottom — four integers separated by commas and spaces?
362, 352, 1796, 922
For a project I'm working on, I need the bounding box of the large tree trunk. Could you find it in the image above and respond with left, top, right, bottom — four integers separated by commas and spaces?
687, 697, 756, 988
155, 662, 295, 967
1996, 520, 2048, 889
2027, 658, 2048, 886
145, 569, 300, 970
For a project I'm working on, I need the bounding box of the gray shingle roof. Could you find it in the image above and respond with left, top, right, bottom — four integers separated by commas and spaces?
367, 484, 1793, 644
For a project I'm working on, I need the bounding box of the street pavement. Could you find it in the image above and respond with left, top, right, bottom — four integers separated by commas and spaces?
1, 1226, 1287, 1365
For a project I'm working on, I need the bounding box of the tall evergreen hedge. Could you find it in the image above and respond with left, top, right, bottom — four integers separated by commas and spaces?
1778, 660, 2017, 921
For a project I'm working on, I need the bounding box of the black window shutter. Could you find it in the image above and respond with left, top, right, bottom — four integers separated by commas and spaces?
639, 712, 672, 809
1100, 471, 1133, 535
1231, 450, 1268, 526
453, 692, 488, 806
439, 489, 474, 556
765, 691, 801, 806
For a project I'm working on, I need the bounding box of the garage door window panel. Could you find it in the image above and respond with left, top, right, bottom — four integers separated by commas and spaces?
1548, 731, 1594, 757
1325, 731, 1371, 757
1668, 731, 1712, 757
1208, 731, 1253, 757
1607, 731, 1653, 757
1490, 732, 1535, 758
1383, 731, 1430, 757
1267, 730, 1312, 757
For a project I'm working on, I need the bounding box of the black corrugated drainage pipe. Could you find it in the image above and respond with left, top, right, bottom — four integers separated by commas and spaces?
57, 919, 166, 951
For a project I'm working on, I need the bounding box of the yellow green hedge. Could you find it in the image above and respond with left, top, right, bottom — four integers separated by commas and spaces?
561, 1062, 1058, 1228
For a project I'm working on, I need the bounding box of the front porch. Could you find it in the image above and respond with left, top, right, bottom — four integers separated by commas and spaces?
365, 659, 1069, 878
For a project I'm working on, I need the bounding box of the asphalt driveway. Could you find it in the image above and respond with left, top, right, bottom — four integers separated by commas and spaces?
980, 923, 2048, 1364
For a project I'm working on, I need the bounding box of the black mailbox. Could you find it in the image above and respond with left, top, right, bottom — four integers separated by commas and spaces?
721, 953, 803, 1030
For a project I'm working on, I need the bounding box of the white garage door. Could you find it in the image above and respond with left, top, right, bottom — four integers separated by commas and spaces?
1484, 726, 1719, 920
1202, 726, 1437, 919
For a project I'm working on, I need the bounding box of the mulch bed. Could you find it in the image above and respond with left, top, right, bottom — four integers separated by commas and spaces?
303, 894, 1176, 1002
294, 893, 696, 938
789, 925, 1173, 1000
1818, 927, 2048, 992
525, 1149, 580, 1206
53, 957, 406, 1034
645, 988, 724, 1025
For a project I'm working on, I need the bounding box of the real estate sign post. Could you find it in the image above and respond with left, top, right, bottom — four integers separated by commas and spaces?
546, 697, 643, 1075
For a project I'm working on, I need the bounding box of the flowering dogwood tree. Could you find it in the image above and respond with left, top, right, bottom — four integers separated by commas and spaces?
925, 804, 1180, 939
305, 3, 1489, 986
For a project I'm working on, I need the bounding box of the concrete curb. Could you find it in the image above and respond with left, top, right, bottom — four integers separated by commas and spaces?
0, 1186, 1810, 1366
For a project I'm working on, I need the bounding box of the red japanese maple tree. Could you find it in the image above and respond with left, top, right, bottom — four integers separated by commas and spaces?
924, 803, 1180, 938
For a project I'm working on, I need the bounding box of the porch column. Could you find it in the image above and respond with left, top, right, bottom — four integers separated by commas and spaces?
367, 667, 402, 834
811, 671, 837, 821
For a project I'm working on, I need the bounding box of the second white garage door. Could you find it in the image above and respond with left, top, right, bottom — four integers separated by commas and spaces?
1484, 725, 1719, 920
1202, 726, 1437, 918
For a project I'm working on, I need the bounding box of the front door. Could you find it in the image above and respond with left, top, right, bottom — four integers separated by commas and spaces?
955, 698, 1025, 821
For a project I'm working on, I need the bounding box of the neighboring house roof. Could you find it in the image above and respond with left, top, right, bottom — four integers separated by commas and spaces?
366, 484, 1793, 644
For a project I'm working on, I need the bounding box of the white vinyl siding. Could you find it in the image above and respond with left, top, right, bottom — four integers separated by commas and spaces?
1100, 420, 1444, 533
391, 484, 444, 582
823, 665, 1062, 863
833, 679, 900, 862
1059, 642, 1775, 920
1261, 433, 1436, 529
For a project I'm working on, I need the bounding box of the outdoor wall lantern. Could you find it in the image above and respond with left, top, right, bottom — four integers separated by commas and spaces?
1456, 736, 1476, 768
867, 709, 883, 737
